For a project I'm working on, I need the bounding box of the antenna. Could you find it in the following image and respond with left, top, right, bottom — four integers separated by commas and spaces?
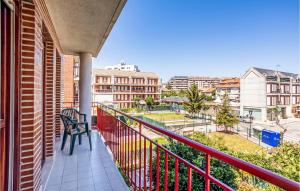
276, 64, 280, 73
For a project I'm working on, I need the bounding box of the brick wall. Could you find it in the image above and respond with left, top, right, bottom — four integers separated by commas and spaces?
20, 1, 43, 190
63, 55, 74, 103
55, 52, 62, 137
44, 41, 56, 157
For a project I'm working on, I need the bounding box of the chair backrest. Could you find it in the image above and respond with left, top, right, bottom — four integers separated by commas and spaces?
60, 114, 75, 133
61, 108, 80, 121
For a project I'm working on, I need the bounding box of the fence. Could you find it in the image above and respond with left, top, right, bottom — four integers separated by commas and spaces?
97, 103, 299, 191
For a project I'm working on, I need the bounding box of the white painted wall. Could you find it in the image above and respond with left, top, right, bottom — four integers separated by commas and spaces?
240, 70, 267, 121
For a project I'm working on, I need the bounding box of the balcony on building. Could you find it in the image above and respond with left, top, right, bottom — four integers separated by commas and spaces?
1, 0, 300, 191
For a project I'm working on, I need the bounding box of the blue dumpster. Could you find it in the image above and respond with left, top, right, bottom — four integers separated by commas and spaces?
261, 130, 281, 147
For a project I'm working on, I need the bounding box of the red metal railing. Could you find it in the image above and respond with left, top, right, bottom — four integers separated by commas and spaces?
97, 103, 299, 191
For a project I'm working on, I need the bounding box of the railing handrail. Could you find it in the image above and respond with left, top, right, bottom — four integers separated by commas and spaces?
98, 103, 300, 191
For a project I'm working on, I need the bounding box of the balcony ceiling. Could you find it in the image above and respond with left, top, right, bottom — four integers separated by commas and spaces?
44, 0, 126, 57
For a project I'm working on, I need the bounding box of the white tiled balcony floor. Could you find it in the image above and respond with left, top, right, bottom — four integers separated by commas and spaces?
44, 131, 129, 191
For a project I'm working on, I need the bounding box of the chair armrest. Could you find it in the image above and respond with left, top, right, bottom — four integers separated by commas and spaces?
79, 113, 86, 122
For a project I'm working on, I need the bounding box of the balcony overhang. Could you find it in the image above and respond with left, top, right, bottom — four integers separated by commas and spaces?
40, 0, 126, 57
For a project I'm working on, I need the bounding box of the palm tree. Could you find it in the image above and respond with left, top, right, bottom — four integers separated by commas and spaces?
184, 84, 205, 118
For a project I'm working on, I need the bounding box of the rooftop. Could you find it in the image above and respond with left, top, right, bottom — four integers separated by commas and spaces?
253, 67, 299, 78
93, 69, 159, 78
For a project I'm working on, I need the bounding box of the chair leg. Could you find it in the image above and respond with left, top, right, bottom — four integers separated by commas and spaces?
70, 135, 77, 155
87, 131, 92, 150
78, 134, 82, 145
61, 131, 68, 150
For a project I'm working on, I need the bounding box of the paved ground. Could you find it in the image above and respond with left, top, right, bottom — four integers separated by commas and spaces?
281, 121, 300, 142
44, 131, 128, 191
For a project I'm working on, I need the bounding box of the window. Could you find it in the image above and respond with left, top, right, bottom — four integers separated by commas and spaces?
292, 86, 296, 94
267, 84, 271, 93
271, 84, 277, 92
292, 97, 296, 104
285, 97, 290, 105
271, 97, 277, 106
284, 85, 290, 93
267, 97, 271, 106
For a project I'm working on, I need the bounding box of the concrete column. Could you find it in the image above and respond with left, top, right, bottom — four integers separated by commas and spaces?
79, 53, 92, 126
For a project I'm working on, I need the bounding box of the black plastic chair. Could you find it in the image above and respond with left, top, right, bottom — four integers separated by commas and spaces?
60, 109, 92, 155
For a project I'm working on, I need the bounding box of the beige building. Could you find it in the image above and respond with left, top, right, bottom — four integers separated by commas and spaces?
92, 69, 161, 108
168, 76, 221, 91
188, 76, 221, 89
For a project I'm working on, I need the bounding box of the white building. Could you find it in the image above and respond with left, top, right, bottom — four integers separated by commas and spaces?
240, 67, 300, 121
215, 78, 240, 114
105, 62, 140, 72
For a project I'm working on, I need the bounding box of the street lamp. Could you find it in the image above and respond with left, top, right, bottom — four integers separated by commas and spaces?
248, 110, 253, 137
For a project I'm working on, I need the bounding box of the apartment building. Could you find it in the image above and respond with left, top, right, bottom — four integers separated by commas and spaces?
105, 61, 140, 71
168, 76, 221, 91
215, 77, 240, 114
215, 78, 240, 102
240, 67, 300, 121
168, 76, 189, 91
92, 69, 160, 108
188, 76, 221, 89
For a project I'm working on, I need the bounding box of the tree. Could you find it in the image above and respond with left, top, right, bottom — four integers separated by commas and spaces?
269, 106, 287, 144
145, 96, 154, 111
166, 83, 172, 90
132, 97, 141, 108
150, 134, 237, 191
150, 132, 300, 191
215, 93, 239, 132
178, 89, 187, 97
184, 84, 205, 118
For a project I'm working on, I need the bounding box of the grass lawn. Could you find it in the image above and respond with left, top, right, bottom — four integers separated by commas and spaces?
144, 112, 191, 122
124, 137, 169, 151
207, 132, 262, 153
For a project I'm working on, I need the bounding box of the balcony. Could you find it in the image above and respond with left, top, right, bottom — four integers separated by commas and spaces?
93, 103, 299, 191
44, 132, 128, 191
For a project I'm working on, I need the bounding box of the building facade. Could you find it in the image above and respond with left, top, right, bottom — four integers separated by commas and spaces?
215, 78, 240, 102
215, 77, 240, 114
188, 76, 221, 89
92, 69, 160, 108
0, 0, 125, 190
168, 76, 221, 91
240, 67, 300, 121
104, 61, 139, 72
168, 76, 189, 91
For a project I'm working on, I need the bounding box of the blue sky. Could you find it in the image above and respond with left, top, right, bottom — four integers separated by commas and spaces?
93, 0, 299, 82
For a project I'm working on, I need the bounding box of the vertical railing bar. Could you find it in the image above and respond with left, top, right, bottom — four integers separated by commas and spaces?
175, 158, 179, 191
164, 152, 169, 191
117, 120, 120, 165
187, 167, 192, 191
125, 125, 128, 176
205, 154, 211, 191
143, 137, 147, 191
139, 123, 142, 190
156, 146, 160, 191
134, 131, 137, 191
131, 129, 134, 185
149, 142, 153, 191
127, 125, 130, 179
